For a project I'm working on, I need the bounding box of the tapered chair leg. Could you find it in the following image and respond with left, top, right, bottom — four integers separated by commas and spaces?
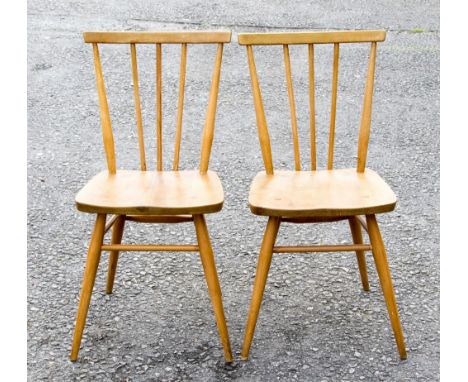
193, 214, 233, 363
70, 213, 107, 361
366, 214, 407, 360
241, 216, 281, 360
106, 215, 126, 294
349, 216, 370, 291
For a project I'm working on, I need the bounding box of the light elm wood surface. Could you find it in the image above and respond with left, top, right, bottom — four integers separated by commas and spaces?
366, 214, 407, 359
238, 30, 386, 45
194, 215, 233, 362
105, 215, 125, 294
240, 30, 406, 362
70, 31, 232, 362
76, 170, 224, 215
70, 214, 106, 361
348, 216, 370, 291
241, 216, 280, 359
84, 31, 231, 44
249, 169, 397, 217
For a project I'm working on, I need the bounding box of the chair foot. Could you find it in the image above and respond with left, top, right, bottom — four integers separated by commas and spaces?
366, 214, 407, 360
349, 216, 370, 291
105, 215, 126, 294
241, 216, 281, 360
193, 214, 233, 362
70, 213, 107, 361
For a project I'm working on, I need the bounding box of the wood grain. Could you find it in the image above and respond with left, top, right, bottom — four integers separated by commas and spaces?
194, 215, 233, 362
356, 215, 369, 233
84, 31, 232, 44
106, 215, 125, 294
366, 214, 407, 359
200, 43, 224, 174
76, 170, 224, 215
328, 43, 339, 170
241, 216, 280, 359
125, 215, 193, 223
173, 43, 187, 171
246, 45, 274, 174
70, 213, 106, 361
249, 169, 397, 217
308, 44, 317, 170
283, 44, 301, 170
104, 214, 119, 234
273, 244, 371, 253
92, 43, 116, 173
238, 30, 386, 45
357, 42, 377, 172
101, 244, 199, 252
156, 43, 163, 171
348, 216, 370, 291
130, 44, 147, 171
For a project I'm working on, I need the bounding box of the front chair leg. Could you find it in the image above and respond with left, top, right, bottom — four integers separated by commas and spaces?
241, 216, 281, 360
106, 215, 126, 294
70, 213, 107, 361
193, 214, 233, 362
366, 214, 407, 360
349, 216, 370, 291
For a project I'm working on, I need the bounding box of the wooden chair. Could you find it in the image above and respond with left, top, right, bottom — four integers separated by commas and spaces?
238, 30, 407, 360
70, 31, 233, 362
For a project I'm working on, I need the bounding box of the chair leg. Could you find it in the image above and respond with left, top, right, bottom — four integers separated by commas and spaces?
70, 213, 107, 362
106, 215, 126, 294
366, 214, 407, 360
193, 214, 233, 363
348, 216, 370, 291
241, 216, 281, 360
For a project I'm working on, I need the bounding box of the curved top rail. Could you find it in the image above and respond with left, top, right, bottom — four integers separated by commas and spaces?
238, 30, 385, 45
84, 31, 232, 44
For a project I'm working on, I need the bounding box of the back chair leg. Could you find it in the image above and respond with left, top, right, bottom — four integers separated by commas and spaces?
366, 214, 407, 360
70, 213, 107, 361
348, 216, 370, 291
193, 214, 233, 363
106, 215, 126, 294
241, 216, 281, 360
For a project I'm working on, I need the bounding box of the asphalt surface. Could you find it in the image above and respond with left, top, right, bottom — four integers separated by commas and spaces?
28, 1, 439, 381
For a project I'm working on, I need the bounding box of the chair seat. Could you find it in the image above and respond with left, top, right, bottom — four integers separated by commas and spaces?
249, 168, 397, 217
75, 170, 224, 215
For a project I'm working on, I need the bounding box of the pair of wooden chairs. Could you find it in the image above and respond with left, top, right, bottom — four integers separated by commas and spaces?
70, 30, 406, 363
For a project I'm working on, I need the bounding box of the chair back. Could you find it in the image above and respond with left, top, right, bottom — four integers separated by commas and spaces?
238, 30, 386, 174
84, 31, 231, 174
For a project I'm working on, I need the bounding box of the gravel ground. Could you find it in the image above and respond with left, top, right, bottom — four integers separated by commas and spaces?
27, 1, 439, 381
